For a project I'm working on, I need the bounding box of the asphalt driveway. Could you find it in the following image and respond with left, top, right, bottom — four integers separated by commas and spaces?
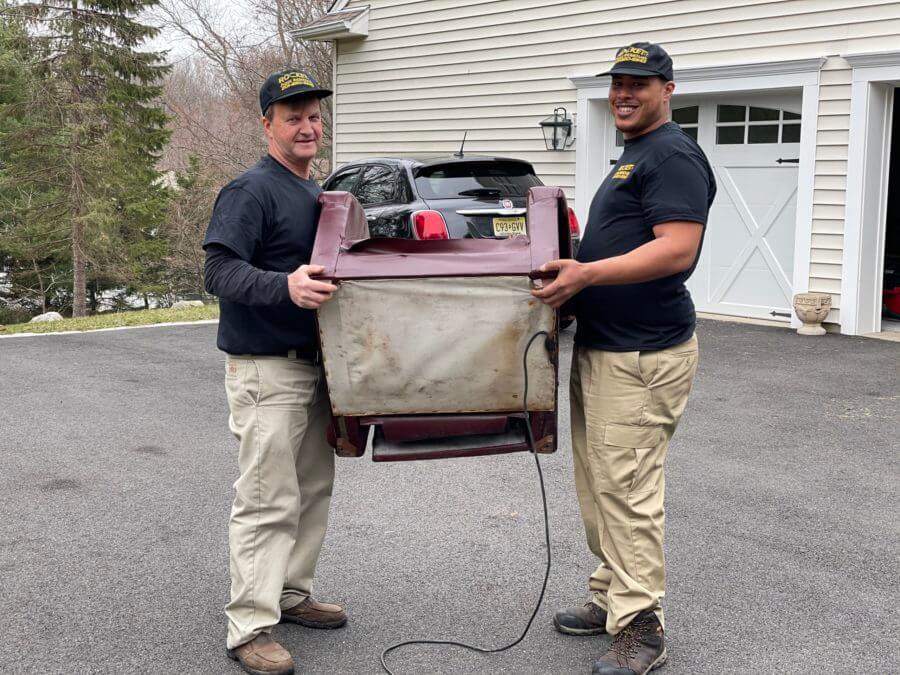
0, 319, 897, 674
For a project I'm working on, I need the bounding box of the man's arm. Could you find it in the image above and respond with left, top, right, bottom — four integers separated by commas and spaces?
203, 186, 336, 310
204, 244, 290, 306
531, 221, 703, 309
204, 244, 337, 310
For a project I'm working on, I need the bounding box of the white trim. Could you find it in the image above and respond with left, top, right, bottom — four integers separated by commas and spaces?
677, 59, 825, 82
844, 51, 900, 69
291, 6, 369, 41
331, 38, 339, 166
328, 0, 351, 11
570, 57, 822, 323
840, 52, 900, 335
571, 73, 819, 96
572, 94, 608, 226
570, 58, 824, 90
841, 81, 871, 334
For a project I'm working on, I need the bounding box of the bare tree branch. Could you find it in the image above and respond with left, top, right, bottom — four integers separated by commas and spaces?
155, 0, 333, 181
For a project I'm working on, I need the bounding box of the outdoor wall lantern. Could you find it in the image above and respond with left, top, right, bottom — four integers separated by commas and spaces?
539, 107, 575, 151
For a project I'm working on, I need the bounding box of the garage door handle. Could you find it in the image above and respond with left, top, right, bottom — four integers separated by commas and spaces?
770, 310, 792, 317
776, 158, 799, 164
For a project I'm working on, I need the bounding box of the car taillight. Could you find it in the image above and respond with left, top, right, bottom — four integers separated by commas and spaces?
567, 207, 580, 236
412, 210, 450, 240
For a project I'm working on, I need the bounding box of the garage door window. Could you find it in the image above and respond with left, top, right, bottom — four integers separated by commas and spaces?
672, 106, 699, 141
614, 105, 700, 146
715, 105, 801, 145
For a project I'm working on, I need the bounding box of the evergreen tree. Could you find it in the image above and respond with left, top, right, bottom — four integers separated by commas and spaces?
1, 0, 170, 316
0, 4, 70, 315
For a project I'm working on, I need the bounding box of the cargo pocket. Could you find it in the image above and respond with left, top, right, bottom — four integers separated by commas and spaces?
593, 423, 664, 494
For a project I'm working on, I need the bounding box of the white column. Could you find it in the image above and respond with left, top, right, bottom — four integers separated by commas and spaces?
574, 88, 610, 227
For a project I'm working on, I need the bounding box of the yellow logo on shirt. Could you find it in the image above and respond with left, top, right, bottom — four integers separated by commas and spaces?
613, 163, 635, 180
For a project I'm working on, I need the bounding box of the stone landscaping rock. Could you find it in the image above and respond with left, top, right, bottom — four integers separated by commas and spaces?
29, 311, 64, 323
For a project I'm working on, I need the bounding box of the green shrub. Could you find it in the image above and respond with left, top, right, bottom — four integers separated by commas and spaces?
0, 305, 33, 325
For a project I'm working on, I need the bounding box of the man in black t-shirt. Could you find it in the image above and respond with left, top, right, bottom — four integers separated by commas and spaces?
533, 43, 715, 675
203, 70, 345, 675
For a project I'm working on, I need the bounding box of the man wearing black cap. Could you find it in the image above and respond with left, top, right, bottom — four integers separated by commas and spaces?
533, 43, 715, 674
203, 69, 345, 675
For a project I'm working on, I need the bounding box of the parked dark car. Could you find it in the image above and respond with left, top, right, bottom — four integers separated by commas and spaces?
322, 155, 581, 252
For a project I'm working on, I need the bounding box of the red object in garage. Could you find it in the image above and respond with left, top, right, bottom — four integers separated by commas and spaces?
884, 287, 900, 315
311, 187, 572, 462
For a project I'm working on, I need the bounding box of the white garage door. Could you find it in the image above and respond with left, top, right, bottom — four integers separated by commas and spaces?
610, 93, 802, 321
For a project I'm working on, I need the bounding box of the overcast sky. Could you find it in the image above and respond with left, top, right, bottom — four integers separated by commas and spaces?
142, 1, 262, 64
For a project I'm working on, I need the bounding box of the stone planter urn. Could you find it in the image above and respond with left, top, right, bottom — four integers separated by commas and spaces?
792, 292, 832, 336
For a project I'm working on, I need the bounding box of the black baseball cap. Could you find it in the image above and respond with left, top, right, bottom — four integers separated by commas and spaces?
598, 42, 674, 81
259, 69, 332, 114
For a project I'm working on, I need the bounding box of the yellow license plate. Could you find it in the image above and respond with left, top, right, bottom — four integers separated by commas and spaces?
492, 216, 526, 236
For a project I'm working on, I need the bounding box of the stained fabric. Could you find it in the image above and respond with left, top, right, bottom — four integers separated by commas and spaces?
317, 276, 556, 416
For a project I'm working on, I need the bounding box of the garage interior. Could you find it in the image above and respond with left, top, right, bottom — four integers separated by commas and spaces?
882, 87, 900, 332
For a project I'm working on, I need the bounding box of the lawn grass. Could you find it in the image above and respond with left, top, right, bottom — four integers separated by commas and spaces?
0, 304, 219, 335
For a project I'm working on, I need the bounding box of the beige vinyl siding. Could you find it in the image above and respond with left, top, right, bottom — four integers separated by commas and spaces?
810, 57, 852, 323
346, 23, 900, 71
333, 0, 898, 170
329, 0, 900, 327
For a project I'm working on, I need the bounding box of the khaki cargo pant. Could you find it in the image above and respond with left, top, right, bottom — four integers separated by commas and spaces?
570, 335, 698, 634
223, 355, 335, 650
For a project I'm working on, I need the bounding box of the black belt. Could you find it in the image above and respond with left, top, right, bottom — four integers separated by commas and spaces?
284, 347, 321, 363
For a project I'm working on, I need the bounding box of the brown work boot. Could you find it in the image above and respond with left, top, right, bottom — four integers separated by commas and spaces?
553, 601, 609, 635
280, 597, 347, 629
227, 634, 294, 675
592, 610, 667, 675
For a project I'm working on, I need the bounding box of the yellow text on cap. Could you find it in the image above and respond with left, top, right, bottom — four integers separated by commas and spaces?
615, 46, 649, 65
278, 72, 315, 91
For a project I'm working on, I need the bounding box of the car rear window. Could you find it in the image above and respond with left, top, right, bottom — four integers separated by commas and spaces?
414, 161, 541, 200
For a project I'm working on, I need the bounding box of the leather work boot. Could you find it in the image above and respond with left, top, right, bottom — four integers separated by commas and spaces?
280, 597, 347, 629
227, 633, 294, 675
553, 601, 609, 636
592, 610, 667, 675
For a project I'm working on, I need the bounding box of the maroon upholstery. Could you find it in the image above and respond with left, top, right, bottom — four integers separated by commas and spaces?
313, 186, 570, 461
310, 191, 369, 278
313, 186, 569, 280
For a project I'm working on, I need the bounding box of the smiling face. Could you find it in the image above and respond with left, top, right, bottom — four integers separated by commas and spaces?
262, 95, 323, 177
608, 74, 675, 140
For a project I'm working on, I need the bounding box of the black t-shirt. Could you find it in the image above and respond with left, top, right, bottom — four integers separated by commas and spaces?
203, 155, 322, 355
574, 122, 716, 351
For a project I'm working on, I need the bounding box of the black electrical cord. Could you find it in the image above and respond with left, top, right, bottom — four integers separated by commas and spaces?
380, 330, 553, 675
